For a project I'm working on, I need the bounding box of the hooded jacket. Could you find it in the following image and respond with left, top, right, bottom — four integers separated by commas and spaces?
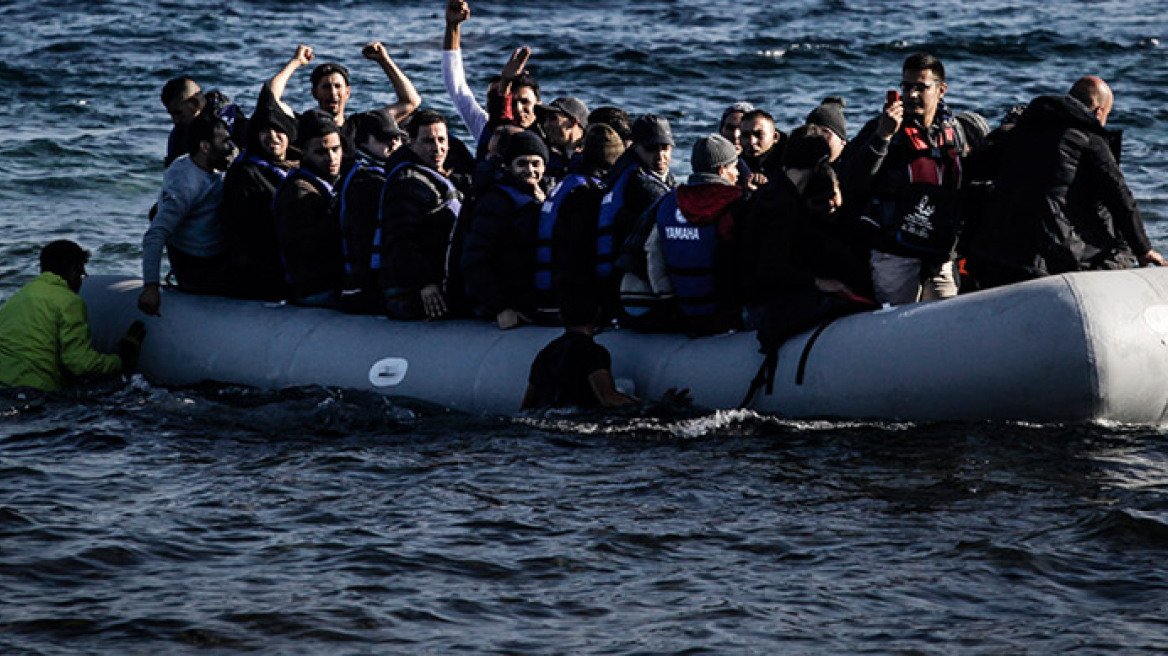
969, 94, 1150, 277
645, 174, 744, 334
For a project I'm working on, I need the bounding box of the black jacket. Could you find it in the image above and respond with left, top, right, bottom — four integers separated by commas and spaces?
461, 173, 542, 315
968, 94, 1150, 277
272, 170, 343, 301
739, 171, 869, 305
221, 155, 291, 301
377, 147, 463, 293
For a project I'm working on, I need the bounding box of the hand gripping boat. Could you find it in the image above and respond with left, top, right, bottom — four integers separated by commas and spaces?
82, 268, 1168, 424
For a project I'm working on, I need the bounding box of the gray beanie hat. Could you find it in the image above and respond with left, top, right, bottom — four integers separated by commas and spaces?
806, 97, 847, 141
691, 134, 739, 173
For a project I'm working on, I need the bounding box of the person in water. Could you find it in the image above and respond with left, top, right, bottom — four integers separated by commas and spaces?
0, 241, 145, 392
521, 300, 635, 410
139, 111, 237, 316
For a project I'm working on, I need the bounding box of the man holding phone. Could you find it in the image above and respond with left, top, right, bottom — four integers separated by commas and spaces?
841, 52, 968, 305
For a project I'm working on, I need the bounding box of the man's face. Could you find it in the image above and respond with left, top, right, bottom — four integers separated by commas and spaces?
513, 86, 539, 129
634, 142, 672, 176
542, 111, 580, 150
303, 132, 343, 180
720, 111, 745, 154
166, 87, 204, 127
411, 122, 449, 171
205, 123, 237, 171
740, 116, 776, 158
312, 73, 351, 119
901, 69, 946, 126
507, 154, 545, 187
258, 128, 289, 162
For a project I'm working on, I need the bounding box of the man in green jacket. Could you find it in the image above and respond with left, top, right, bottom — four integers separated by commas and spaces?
0, 240, 144, 391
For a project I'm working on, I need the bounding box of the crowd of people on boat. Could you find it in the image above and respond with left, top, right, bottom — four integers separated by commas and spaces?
2, 0, 1162, 405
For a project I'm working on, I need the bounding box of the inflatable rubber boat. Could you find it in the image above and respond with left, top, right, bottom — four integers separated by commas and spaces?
81, 268, 1168, 424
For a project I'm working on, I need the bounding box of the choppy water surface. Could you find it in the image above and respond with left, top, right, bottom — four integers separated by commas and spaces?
3, 0, 1168, 652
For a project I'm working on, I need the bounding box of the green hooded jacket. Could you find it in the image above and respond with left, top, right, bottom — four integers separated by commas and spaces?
0, 272, 122, 391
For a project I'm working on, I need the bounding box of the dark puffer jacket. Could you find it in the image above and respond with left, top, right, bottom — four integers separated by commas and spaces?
969, 94, 1150, 278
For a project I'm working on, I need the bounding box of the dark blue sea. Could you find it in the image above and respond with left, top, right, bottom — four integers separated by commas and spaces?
4, 0, 1168, 652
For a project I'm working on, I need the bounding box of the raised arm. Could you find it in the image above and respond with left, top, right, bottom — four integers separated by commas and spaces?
444, 0, 468, 51
442, 0, 488, 142
269, 45, 314, 115
362, 41, 422, 123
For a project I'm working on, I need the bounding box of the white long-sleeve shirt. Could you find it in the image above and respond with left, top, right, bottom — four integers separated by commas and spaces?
442, 49, 489, 145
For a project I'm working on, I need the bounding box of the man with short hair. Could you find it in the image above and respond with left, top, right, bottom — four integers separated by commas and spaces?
377, 110, 464, 320
967, 76, 1166, 287
1, 241, 144, 391
159, 77, 247, 168
139, 112, 237, 316
719, 101, 754, 155
843, 52, 967, 305
272, 111, 345, 308
538, 96, 589, 181
267, 42, 422, 155
160, 76, 205, 167
739, 109, 786, 189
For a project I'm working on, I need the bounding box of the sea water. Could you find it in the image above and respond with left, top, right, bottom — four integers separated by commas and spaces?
3, 0, 1168, 652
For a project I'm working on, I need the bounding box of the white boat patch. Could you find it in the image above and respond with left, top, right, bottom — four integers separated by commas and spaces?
368, 357, 409, 387
1144, 306, 1168, 336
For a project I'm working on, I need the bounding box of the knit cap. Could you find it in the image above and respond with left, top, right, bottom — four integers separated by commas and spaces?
503, 130, 549, 164
691, 134, 739, 173
581, 123, 625, 170
806, 97, 847, 141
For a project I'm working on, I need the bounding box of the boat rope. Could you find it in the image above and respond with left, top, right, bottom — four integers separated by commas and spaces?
738, 315, 843, 409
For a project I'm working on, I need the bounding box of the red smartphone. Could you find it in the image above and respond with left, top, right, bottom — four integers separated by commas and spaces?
886, 89, 900, 105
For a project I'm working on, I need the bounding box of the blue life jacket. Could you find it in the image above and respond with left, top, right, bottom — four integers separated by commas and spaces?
372, 162, 463, 272
595, 167, 638, 279
655, 191, 719, 318
238, 150, 289, 181
534, 173, 595, 292
597, 165, 672, 278
336, 159, 386, 280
